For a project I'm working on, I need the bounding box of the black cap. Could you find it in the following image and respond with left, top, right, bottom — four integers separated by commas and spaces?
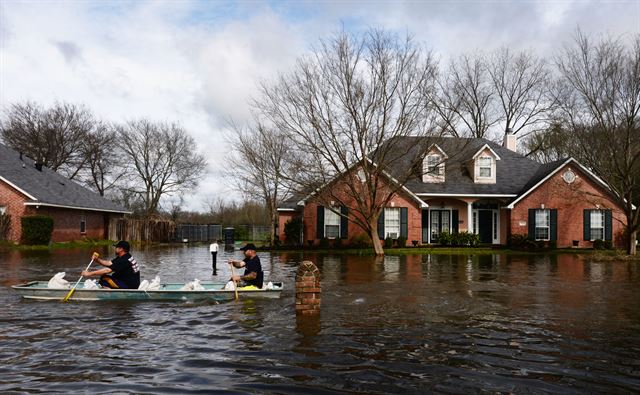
113, 240, 130, 251
239, 243, 257, 251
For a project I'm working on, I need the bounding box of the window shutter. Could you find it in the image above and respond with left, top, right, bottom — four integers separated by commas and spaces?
550, 209, 558, 241
528, 209, 535, 240
452, 210, 459, 233
604, 210, 612, 241
583, 209, 590, 241
377, 209, 385, 239
340, 206, 349, 239
400, 207, 408, 238
316, 206, 324, 239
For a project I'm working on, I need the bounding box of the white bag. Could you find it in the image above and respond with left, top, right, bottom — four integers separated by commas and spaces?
192, 279, 205, 291
266, 281, 274, 290
47, 272, 70, 289
180, 281, 194, 291
223, 281, 236, 291
83, 279, 100, 289
138, 279, 149, 291
147, 276, 161, 291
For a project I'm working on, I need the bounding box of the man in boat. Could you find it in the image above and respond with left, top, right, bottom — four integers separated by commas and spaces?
81, 240, 141, 289
228, 243, 264, 289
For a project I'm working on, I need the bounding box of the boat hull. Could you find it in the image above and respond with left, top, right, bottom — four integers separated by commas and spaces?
12, 281, 283, 302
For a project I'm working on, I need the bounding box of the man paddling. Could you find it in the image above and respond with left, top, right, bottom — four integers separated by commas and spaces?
82, 240, 141, 289
228, 243, 264, 289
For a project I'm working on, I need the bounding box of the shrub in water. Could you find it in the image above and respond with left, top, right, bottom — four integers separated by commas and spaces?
283, 217, 303, 246
593, 239, 605, 250
396, 236, 407, 247
319, 237, 330, 249
21, 215, 54, 245
349, 233, 372, 248
384, 236, 394, 249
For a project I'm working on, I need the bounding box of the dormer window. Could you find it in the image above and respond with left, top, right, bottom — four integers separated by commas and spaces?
478, 157, 492, 178
422, 144, 447, 183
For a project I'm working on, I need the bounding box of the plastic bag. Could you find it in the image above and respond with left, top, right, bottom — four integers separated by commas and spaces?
192, 279, 205, 291
138, 279, 149, 290
83, 279, 100, 289
223, 281, 236, 291
180, 281, 194, 291
147, 276, 161, 291
47, 272, 70, 289
266, 281, 274, 290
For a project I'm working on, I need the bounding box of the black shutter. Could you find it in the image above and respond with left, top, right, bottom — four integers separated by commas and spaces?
583, 209, 590, 240
605, 210, 612, 241
316, 206, 324, 239
528, 209, 536, 240
377, 209, 385, 239
400, 207, 408, 238
452, 210, 459, 233
340, 206, 349, 239
550, 209, 557, 241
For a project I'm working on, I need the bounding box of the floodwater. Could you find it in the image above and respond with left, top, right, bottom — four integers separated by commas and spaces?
1, 246, 639, 394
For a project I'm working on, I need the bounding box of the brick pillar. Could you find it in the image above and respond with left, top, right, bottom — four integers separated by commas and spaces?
295, 260, 321, 316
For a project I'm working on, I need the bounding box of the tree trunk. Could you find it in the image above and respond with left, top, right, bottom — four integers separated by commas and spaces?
369, 219, 385, 256
628, 229, 637, 255
270, 210, 279, 246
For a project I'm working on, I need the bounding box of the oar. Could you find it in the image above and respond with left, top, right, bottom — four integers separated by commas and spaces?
62, 257, 96, 302
230, 264, 239, 301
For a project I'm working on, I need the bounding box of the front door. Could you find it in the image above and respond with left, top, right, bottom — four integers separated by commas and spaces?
430, 210, 450, 243
478, 210, 493, 243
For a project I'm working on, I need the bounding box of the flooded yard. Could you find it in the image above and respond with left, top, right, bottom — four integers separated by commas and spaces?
1, 246, 639, 393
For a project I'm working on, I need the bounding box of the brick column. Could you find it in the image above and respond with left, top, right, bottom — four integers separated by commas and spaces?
295, 260, 321, 316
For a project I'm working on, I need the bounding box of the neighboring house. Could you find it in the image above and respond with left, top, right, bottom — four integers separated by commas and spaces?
0, 143, 130, 243
277, 134, 627, 248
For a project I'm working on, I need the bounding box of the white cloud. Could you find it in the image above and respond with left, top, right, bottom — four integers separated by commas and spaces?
1, 0, 638, 211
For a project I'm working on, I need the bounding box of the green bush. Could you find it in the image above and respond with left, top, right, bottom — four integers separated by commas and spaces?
604, 240, 613, 250
436, 231, 451, 246
396, 236, 407, 247
283, 217, 303, 246
349, 233, 372, 248
593, 239, 605, 250
319, 237, 330, 248
384, 236, 393, 248
21, 215, 54, 245
333, 238, 343, 248
508, 234, 529, 249
0, 213, 10, 241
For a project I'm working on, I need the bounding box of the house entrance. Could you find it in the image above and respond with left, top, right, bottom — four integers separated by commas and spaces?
430, 210, 450, 242
478, 210, 493, 243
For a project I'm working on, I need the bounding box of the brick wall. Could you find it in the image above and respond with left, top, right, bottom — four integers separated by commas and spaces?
511, 164, 626, 248
35, 207, 111, 242
0, 179, 28, 242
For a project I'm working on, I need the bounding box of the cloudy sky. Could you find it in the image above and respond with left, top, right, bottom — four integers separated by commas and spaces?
1, 0, 638, 211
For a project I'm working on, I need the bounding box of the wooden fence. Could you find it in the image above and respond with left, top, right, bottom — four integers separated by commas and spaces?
108, 218, 176, 242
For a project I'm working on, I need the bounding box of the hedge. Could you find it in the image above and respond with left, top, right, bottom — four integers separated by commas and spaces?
21, 216, 54, 245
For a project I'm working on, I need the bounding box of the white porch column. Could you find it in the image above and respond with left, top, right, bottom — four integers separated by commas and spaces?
467, 201, 473, 233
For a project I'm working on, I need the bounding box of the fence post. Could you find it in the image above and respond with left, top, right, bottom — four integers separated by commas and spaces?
295, 261, 321, 316
210, 242, 219, 275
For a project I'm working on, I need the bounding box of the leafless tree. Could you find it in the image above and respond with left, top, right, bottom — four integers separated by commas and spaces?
1, 101, 95, 179
432, 53, 499, 138
254, 29, 441, 255
225, 121, 292, 245
116, 119, 207, 217
488, 48, 555, 140
554, 30, 640, 255
81, 123, 126, 196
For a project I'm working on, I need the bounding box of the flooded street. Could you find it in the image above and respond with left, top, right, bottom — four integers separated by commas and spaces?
1, 246, 639, 394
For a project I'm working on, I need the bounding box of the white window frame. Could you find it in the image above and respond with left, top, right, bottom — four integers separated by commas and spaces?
384, 207, 400, 239
80, 214, 87, 234
426, 154, 443, 175
590, 210, 605, 241
0, 206, 6, 215
534, 209, 550, 241
478, 156, 493, 178
324, 209, 340, 239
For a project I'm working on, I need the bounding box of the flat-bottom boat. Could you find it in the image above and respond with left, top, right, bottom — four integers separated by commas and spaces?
11, 281, 283, 302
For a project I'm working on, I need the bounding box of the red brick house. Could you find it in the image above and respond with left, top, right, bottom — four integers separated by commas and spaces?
277, 135, 627, 248
0, 143, 130, 243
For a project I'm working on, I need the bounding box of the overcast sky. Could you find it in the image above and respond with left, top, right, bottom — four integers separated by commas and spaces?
1, 0, 639, 211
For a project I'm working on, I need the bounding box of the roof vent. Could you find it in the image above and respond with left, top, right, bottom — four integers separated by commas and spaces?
35, 163, 43, 171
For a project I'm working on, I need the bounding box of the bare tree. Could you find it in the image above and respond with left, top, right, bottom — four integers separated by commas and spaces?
255, 29, 440, 255
488, 48, 555, 140
554, 30, 640, 255
117, 119, 207, 216
81, 123, 126, 196
432, 53, 499, 138
1, 101, 95, 179
225, 121, 292, 245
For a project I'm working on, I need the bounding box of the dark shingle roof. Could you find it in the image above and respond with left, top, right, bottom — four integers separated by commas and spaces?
0, 143, 129, 213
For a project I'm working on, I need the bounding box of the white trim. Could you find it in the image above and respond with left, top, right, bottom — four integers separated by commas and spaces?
24, 201, 131, 214
426, 143, 449, 159
472, 144, 501, 161
0, 176, 37, 200
276, 208, 296, 212
417, 193, 517, 198
506, 158, 624, 209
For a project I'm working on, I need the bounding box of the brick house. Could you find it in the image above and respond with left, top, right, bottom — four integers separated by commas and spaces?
277, 135, 627, 248
0, 143, 130, 243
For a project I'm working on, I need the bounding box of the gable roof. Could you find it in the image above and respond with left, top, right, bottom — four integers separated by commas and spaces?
471, 143, 501, 160
0, 143, 130, 214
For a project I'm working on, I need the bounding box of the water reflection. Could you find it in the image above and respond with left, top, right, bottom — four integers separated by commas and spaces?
1, 248, 639, 393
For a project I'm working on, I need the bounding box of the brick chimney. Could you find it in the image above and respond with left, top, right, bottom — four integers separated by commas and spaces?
503, 128, 517, 152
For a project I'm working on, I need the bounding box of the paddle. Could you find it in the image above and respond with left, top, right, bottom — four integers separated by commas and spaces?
229, 263, 239, 301
62, 254, 98, 302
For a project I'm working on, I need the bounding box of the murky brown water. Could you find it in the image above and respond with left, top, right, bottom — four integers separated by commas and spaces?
1, 246, 639, 394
